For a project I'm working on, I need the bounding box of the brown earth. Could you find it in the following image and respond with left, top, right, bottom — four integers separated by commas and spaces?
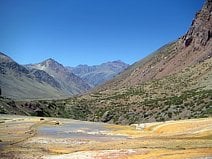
0, 115, 211, 159
96, 0, 212, 91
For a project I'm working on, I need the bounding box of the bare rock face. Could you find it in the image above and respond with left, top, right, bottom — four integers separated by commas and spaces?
27, 58, 91, 95
101, 111, 113, 122
98, 0, 212, 90
181, 0, 212, 48
174, 0, 212, 68
0, 53, 62, 99
31, 69, 61, 89
69, 60, 129, 87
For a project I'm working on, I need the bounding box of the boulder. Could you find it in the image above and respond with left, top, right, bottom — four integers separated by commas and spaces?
101, 111, 113, 122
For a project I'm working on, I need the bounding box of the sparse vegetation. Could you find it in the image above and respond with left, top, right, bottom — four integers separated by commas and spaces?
1, 5, 212, 124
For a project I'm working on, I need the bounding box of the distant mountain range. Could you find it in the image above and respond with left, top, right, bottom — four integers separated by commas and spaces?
26, 58, 91, 96
67, 60, 129, 87
0, 53, 128, 100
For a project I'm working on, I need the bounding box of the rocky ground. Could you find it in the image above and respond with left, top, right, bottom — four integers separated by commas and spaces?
0, 115, 211, 159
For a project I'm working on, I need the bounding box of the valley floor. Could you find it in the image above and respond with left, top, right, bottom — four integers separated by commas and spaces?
0, 115, 211, 159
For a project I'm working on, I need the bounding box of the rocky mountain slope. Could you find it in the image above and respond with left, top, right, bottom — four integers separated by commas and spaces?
26, 58, 91, 95
0, 54, 127, 100
67, 60, 129, 87
77, 0, 211, 124
1, 56, 211, 121
96, 0, 211, 91
0, 52, 68, 100
1, 0, 211, 124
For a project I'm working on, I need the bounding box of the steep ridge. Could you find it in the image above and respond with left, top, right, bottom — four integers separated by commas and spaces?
55, 0, 211, 124
26, 59, 91, 95
68, 60, 129, 87
1, 0, 211, 124
0, 52, 68, 100
0, 53, 126, 100
97, 0, 212, 91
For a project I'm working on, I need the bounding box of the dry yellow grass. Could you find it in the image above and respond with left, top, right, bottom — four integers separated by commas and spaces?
107, 118, 212, 138
153, 118, 212, 135
127, 148, 212, 159
0, 116, 211, 159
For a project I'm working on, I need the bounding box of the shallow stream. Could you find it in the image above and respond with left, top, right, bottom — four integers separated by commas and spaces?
38, 120, 128, 141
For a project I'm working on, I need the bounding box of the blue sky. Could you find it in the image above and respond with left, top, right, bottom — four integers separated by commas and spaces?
0, 0, 204, 66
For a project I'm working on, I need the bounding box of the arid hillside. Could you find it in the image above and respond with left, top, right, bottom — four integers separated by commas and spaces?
0, 0, 211, 124
96, 0, 211, 90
